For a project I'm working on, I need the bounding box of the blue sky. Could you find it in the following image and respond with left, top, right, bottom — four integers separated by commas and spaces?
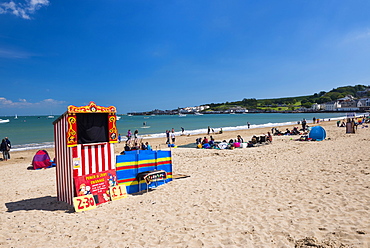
1, 0, 370, 115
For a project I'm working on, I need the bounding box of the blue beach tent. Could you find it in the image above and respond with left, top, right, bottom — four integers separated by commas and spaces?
308, 126, 326, 141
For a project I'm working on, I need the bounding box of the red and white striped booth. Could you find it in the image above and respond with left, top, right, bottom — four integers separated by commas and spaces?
53, 102, 118, 205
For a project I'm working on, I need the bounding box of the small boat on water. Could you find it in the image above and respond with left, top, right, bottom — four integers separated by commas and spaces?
116, 116, 121, 120
179, 113, 187, 117
14, 114, 18, 119
194, 112, 203, 116
47, 115, 55, 119
0, 119, 10, 123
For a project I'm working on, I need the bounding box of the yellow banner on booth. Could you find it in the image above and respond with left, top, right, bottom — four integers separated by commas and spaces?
73, 194, 97, 212
109, 185, 128, 201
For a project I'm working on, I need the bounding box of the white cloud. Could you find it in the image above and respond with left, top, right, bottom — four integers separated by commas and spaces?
0, 0, 49, 19
340, 29, 370, 46
0, 48, 33, 59
0, 97, 65, 108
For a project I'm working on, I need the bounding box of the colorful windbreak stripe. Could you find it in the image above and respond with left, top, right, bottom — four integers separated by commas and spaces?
116, 150, 173, 194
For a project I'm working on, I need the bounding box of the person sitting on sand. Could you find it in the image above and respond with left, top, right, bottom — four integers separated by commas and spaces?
285, 128, 291, 135
291, 127, 300, 135
237, 135, 244, 143
202, 137, 209, 144
251, 136, 258, 144
131, 143, 140, 150
267, 132, 273, 142
124, 142, 131, 151
141, 142, 147, 150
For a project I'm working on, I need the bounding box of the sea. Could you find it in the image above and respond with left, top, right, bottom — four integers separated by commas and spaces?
0, 112, 355, 151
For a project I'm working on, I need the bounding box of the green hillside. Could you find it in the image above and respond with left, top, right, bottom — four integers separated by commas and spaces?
205, 85, 369, 111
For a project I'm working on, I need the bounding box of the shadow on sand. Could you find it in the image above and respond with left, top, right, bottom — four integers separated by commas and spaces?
5, 196, 74, 213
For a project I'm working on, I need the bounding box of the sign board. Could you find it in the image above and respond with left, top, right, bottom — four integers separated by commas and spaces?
109, 185, 128, 201
73, 194, 97, 212
138, 170, 167, 184
74, 169, 117, 205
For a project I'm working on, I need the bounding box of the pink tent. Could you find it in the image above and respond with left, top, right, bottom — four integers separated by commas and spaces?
32, 150, 52, 170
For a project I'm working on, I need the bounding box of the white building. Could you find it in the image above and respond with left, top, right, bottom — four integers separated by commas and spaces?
321, 101, 340, 111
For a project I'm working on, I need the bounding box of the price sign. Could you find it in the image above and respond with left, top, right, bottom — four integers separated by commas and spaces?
73, 195, 97, 212
109, 184, 128, 201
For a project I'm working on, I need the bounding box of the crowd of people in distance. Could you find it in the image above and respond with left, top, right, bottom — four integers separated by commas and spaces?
119, 129, 152, 155
196, 132, 272, 149
120, 141, 152, 155
272, 126, 304, 136
271, 118, 311, 136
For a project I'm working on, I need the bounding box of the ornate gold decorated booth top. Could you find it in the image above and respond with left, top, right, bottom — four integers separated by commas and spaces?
66, 102, 118, 147
68, 101, 116, 114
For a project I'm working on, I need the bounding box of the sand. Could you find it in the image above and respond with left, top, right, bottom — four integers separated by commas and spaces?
0, 120, 369, 247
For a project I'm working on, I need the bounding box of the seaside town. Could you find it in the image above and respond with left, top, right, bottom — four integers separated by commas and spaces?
128, 85, 370, 116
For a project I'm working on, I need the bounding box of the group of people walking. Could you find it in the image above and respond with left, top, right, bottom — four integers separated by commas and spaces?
0, 137, 11, 161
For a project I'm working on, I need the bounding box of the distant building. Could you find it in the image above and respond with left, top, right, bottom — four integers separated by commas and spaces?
182, 105, 210, 113
336, 98, 359, 111
357, 98, 370, 111
322, 101, 341, 111
311, 103, 322, 111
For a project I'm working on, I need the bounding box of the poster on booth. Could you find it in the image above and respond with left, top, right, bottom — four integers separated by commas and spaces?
74, 169, 117, 205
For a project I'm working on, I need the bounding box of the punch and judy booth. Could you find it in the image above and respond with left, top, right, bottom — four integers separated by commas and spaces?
53, 102, 118, 206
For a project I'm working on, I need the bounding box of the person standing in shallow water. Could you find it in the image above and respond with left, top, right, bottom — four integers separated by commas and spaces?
247, 122, 250, 128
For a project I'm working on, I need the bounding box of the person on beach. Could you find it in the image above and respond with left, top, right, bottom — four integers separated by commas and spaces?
207, 126, 211, 135
141, 142, 147, 150
267, 132, 273, 142
171, 130, 176, 144
166, 130, 170, 144
118, 134, 121, 143
124, 142, 131, 151
127, 130, 132, 144
134, 129, 139, 139
181, 127, 184, 135
301, 119, 307, 131
0, 139, 10, 161
313, 117, 316, 124
237, 135, 244, 143
247, 122, 250, 128
5, 137, 11, 159
146, 142, 152, 150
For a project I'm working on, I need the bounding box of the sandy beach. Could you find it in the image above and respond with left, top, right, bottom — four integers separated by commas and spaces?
0, 120, 369, 247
